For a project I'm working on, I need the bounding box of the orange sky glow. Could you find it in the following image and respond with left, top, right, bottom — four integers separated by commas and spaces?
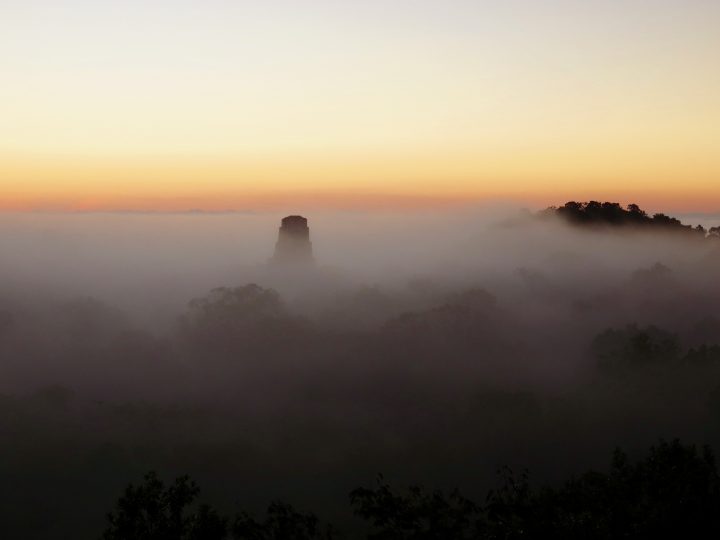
2, 1, 719, 213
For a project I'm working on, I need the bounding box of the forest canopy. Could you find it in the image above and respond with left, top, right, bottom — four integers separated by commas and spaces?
102, 439, 720, 540
1, 209, 720, 539
544, 201, 718, 238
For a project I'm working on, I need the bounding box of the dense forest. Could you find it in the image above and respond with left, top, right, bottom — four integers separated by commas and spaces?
1, 209, 719, 538
102, 439, 720, 539
543, 201, 720, 238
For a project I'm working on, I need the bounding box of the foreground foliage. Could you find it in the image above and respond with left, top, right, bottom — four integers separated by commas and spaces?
103, 439, 720, 539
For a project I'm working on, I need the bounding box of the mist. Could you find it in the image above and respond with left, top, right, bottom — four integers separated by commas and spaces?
1, 207, 719, 538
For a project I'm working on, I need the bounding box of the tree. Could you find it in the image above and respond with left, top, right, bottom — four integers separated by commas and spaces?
104, 441, 720, 540
178, 284, 309, 358
182, 285, 285, 330
102, 472, 227, 540
350, 475, 480, 539
592, 324, 680, 373
233, 502, 335, 540
548, 201, 708, 237
352, 441, 720, 539
103, 473, 333, 540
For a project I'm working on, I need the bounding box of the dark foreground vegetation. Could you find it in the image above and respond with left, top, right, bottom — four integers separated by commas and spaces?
103, 439, 720, 540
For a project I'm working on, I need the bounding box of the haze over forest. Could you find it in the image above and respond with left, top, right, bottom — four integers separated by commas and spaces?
3, 0, 720, 537
1, 204, 720, 538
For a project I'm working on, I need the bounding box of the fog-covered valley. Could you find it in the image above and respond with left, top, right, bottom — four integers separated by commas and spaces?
1, 207, 719, 538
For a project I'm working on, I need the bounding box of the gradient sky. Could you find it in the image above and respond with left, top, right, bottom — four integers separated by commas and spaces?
2, 0, 719, 211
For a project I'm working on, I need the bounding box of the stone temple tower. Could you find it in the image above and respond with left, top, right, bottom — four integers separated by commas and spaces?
272, 215, 314, 265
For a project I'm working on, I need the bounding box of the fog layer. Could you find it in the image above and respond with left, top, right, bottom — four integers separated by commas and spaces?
0, 208, 719, 539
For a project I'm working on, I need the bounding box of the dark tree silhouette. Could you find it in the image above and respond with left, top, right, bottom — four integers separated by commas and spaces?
102, 474, 333, 540
102, 444, 720, 539
351, 440, 720, 539
102, 472, 227, 540
545, 201, 708, 237
350, 475, 480, 539
233, 502, 335, 540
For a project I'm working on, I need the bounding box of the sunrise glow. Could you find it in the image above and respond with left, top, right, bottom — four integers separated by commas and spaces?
2, 0, 719, 211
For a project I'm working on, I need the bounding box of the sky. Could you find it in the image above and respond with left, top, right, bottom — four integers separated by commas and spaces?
1, 0, 719, 212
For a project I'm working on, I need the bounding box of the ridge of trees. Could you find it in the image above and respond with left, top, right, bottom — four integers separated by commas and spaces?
543, 201, 719, 238
102, 439, 720, 539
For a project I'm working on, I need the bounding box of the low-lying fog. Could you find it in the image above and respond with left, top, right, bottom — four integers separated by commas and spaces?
1, 207, 719, 539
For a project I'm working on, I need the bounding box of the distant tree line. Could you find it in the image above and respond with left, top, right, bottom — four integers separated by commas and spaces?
102, 440, 720, 539
592, 323, 720, 374
543, 201, 720, 238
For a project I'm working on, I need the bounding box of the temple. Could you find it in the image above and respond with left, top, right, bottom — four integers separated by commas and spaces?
271, 215, 314, 265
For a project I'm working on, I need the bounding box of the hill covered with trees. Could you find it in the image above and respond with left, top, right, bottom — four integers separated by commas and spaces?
543, 201, 719, 238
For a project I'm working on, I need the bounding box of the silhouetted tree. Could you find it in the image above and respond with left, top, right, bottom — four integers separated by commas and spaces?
102, 472, 227, 540
548, 202, 708, 237
102, 473, 333, 540
484, 440, 720, 539
352, 441, 720, 539
351, 475, 480, 539
104, 440, 720, 540
233, 502, 335, 540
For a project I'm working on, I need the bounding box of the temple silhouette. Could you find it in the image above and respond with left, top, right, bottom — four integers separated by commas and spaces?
271, 215, 314, 265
